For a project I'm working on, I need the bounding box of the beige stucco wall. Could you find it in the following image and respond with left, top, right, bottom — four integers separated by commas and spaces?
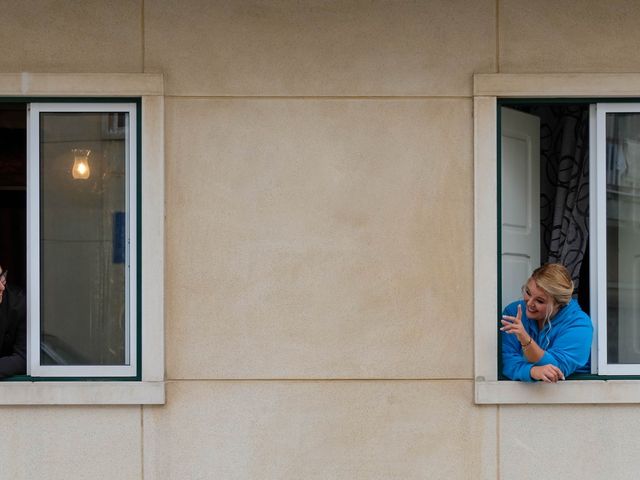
4, 1, 640, 478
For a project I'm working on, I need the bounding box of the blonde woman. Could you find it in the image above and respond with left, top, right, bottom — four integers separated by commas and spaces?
500, 263, 593, 383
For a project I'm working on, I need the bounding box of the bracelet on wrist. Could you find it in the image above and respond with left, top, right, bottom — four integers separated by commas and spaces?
520, 336, 532, 350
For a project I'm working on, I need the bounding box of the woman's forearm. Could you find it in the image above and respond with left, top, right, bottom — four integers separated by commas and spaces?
518, 334, 544, 363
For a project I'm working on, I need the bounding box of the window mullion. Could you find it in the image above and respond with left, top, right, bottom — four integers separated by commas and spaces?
26, 104, 41, 376
595, 103, 609, 374
589, 104, 599, 374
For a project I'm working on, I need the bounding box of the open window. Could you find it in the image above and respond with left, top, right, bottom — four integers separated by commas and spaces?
594, 103, 640, 374
473, 74, 640, 403
0, 74, 163, 404
1, 101, 139, 379
499, 100, 640, 377
28, 102, 138, 377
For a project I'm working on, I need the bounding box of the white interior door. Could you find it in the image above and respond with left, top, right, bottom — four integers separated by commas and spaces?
500, 107, 541, 309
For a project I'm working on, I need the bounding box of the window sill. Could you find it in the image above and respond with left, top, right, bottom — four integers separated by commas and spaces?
476, 379, 640, 404
0, 381, 165, 405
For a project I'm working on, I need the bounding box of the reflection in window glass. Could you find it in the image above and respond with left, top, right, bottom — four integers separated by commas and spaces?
606, 112, 640, 364
39, 112, 128, 366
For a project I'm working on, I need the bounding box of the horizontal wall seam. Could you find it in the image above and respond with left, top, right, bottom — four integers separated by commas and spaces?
164, 378, 473, 382
163, 95, 471, 100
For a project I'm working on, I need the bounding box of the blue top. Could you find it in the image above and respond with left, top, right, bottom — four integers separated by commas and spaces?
501, 299, 593, 382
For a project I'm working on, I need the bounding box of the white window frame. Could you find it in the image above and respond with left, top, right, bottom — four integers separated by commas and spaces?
474, 73, 640, 404
0, 73, 164, 404
28, 103, 138, 377
594, 103, 640, 375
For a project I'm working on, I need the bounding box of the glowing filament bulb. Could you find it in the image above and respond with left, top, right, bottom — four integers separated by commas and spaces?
72, 149, 91, 180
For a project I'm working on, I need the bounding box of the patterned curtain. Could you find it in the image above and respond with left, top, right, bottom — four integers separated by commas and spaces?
534, 105, 590, 290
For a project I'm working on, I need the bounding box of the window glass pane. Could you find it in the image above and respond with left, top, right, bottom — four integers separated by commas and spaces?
39, 112, 128, 366
606, 112, 640, 364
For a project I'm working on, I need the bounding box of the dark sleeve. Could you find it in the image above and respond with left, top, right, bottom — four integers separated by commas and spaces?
0, 291, 26, 378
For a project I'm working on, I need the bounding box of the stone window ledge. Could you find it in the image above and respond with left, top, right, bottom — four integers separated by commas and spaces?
476, 380, 640, 404
0, 381, 165, 405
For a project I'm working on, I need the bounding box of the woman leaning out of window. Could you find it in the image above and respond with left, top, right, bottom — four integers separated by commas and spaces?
500, 263, 593, 383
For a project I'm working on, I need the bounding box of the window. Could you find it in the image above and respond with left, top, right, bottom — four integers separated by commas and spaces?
498, 101, 640, 377
594, 103, 640, 374
28, 103, 138, 377
474, 73, 640, 404
0, 73, 164, 404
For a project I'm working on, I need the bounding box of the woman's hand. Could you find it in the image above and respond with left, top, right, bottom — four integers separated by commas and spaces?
500, 304, 529, 345
530, 364, 565, 383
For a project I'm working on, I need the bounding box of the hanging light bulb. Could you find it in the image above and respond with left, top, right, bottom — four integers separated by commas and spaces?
71, 149, 91, 180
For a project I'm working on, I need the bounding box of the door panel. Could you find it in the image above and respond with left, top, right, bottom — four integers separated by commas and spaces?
501, 107, 541, 309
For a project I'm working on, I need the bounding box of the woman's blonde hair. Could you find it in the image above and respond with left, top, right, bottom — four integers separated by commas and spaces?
530, 263, 574, 307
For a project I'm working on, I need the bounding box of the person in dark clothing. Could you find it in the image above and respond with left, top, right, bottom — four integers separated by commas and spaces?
0, 266, 26, 377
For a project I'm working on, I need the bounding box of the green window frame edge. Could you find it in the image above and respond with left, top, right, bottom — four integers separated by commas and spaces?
496, 97, 640, 382
0, 96, 143, 382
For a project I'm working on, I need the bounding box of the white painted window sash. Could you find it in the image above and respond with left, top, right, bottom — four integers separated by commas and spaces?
589, 104, 599, 374
595, 103, 640, 375
27, 103, 137, 377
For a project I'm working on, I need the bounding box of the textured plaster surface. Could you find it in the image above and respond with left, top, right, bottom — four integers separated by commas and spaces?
0, 0, 142, 73
500, 405, 640, 480
144, 380, 496, 480
144, 0, 495, 96
500, 0, 640, 73
164, 97, 473, 379
8, 3, 640, 479
0, 405, 140, 479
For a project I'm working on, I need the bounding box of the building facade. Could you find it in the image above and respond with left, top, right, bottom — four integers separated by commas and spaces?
2, 1, 640, 479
